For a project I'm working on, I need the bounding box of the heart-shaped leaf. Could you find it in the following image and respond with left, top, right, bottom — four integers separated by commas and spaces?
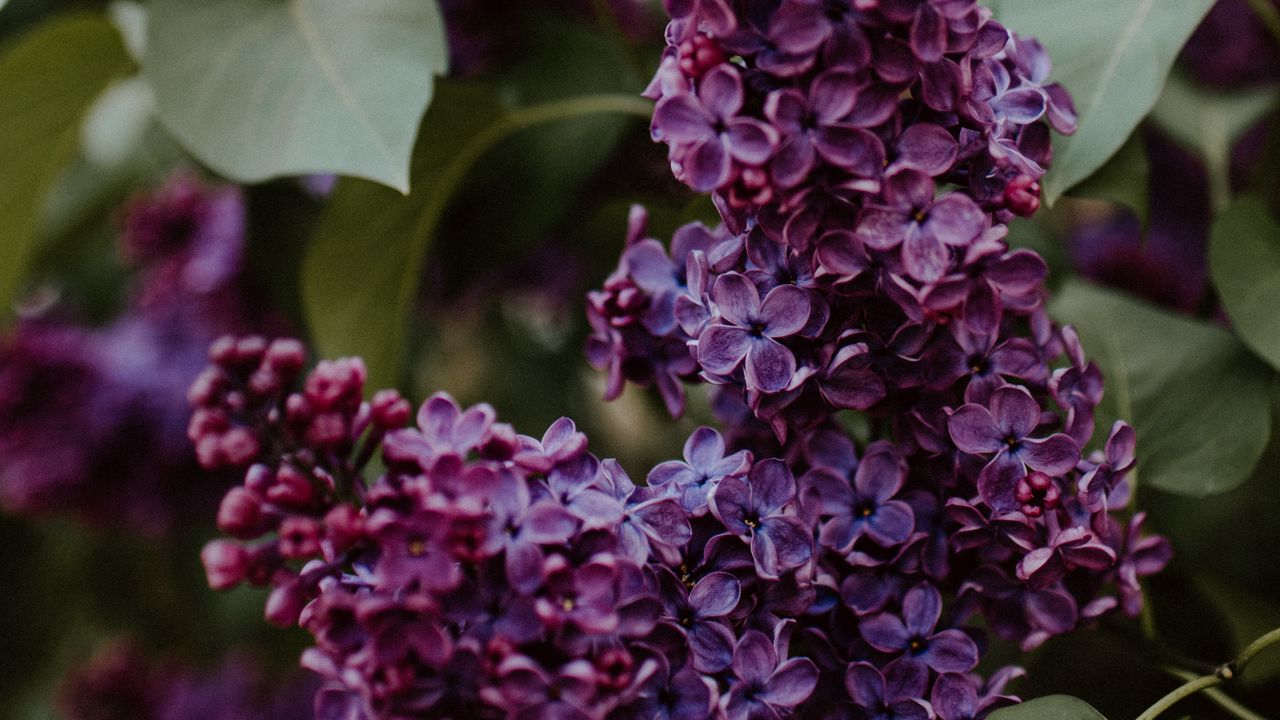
991, 0, 1215, 204
143, 0, 447, 192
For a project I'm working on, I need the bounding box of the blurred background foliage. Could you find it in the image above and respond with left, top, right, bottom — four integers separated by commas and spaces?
2, 0, 1280, 718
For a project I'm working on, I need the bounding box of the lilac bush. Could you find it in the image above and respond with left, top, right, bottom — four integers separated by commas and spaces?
193, 1, 1174, 718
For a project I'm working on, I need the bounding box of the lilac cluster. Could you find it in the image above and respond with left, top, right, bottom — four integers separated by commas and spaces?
0, 174, 275, 533
57, 639, 319, 720
645, 0, 1075, 240
576, 0, 1171, 715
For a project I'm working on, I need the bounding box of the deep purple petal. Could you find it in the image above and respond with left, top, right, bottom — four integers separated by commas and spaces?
910, 4, 947, 62
989, 384, 1040, 439
684, 136, 733, 191
711, 272, 761, 326
732, 630, 778, 686
866, 501, 915, 546
857, 206, 911, 250
689, 619, 737, 673
691, 571, 742, 618
931, 673, 978, 720
947, 404, 1004, 453
921, 629, 979, 672
902, 583, 942, 637
977, 457, 1024, 515
810, 69, 860, 123
925, 194, 986, 246
844, 662, 887, 708
654, 94, 713, 144
711, 475, 753, 534
762, 658, 819, 707
814, 124, 884, 176
1020, 434, 1080, 476
726, 118, 777, 165
697, 324, 751, 375
699, 64, 745, 119
993, 87, 1047, 124
760, 284, 811, 337
745, 337, 798, 393
759, 516, 813, 571
860, 613, 910, 652
894, 123, 958, 175
902, 225, 950, 282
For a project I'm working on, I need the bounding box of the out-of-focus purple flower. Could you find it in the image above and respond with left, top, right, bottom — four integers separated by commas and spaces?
1181, 0, 1280, 89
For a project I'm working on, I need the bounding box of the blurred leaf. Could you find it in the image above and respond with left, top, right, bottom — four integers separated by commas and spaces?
304, 60, 650, 391
1196, 577, 1280, 689
1069, 132, 1148, 223
1210, 197, 1280, 372
0, 12, 132, 317
988, 696, 1108, 720
303, 83, 505, 390
143, 0, 447, 192
434, 21, 643, 295
107, 0, 146, 62
1051, 282, 1272, 496
80, 76, 156, 168
1150, 73, 1279, 212
991, 0, 1214, 204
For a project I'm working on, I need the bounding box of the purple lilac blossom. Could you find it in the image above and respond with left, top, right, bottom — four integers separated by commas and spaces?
196, 1, 1170, 717
572, 0, 1171, 716
0, 174, 275, 534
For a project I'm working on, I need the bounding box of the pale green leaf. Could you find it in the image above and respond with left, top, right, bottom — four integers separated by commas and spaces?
988, 695, 1108, 720
1209, 197, 1280, 372
143, 0, 447, 192
0, 13, 133, 316
1051, 282, 1272, 496
991, 0, 1214, 204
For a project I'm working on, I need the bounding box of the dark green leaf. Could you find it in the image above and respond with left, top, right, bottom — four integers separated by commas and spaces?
987, 695, 1108, 720
1068, 132, 1148, 222
0, 12, 133, 317
302, 83, 506, 391
1051, 282, 1272, 496
990, 0, 1214, 204
1150, 73, 1278, 212
1210, 197, 1280, 371
143, 0, 447, 192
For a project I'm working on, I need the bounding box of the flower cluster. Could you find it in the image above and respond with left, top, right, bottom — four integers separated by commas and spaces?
577, 0, 1170, 715
646, 0, 1075, 239
0, 174, 276, 533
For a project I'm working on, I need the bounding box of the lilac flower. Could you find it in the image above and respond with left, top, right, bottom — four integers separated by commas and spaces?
652, 65, 778, 192
764, 70, 885, 186
1016, 525, 1116, 590
647, 426, 751, 514
805, 441, 915, 552
857, 170, 988, 282
657, 568, 741, 672
860, 583, 979, 673
844, 662, 930, 720
931, 672, 1017, 720
697, 272, 812, 392
723, 630, 819, 720
948, 384, 1080, 513
710, 459, 814, 579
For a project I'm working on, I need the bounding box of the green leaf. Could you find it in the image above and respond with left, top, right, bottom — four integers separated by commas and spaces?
991, 0, 1214, 204
988, 695, 1108, 720
1051, 282, 1272, 496
1210, 197, 1280, 371
0, 12, 133, 316
1150, 73, 1279, 212
1068, 131, 1148, 222
302, 84, 650, 390
143, 0, 448, 192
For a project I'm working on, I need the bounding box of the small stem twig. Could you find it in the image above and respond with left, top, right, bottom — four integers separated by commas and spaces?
1136, 627, 1280, 720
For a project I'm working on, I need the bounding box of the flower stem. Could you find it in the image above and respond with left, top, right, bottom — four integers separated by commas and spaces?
1136, 626, 1280, 720
1163, 667, 1268, 720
